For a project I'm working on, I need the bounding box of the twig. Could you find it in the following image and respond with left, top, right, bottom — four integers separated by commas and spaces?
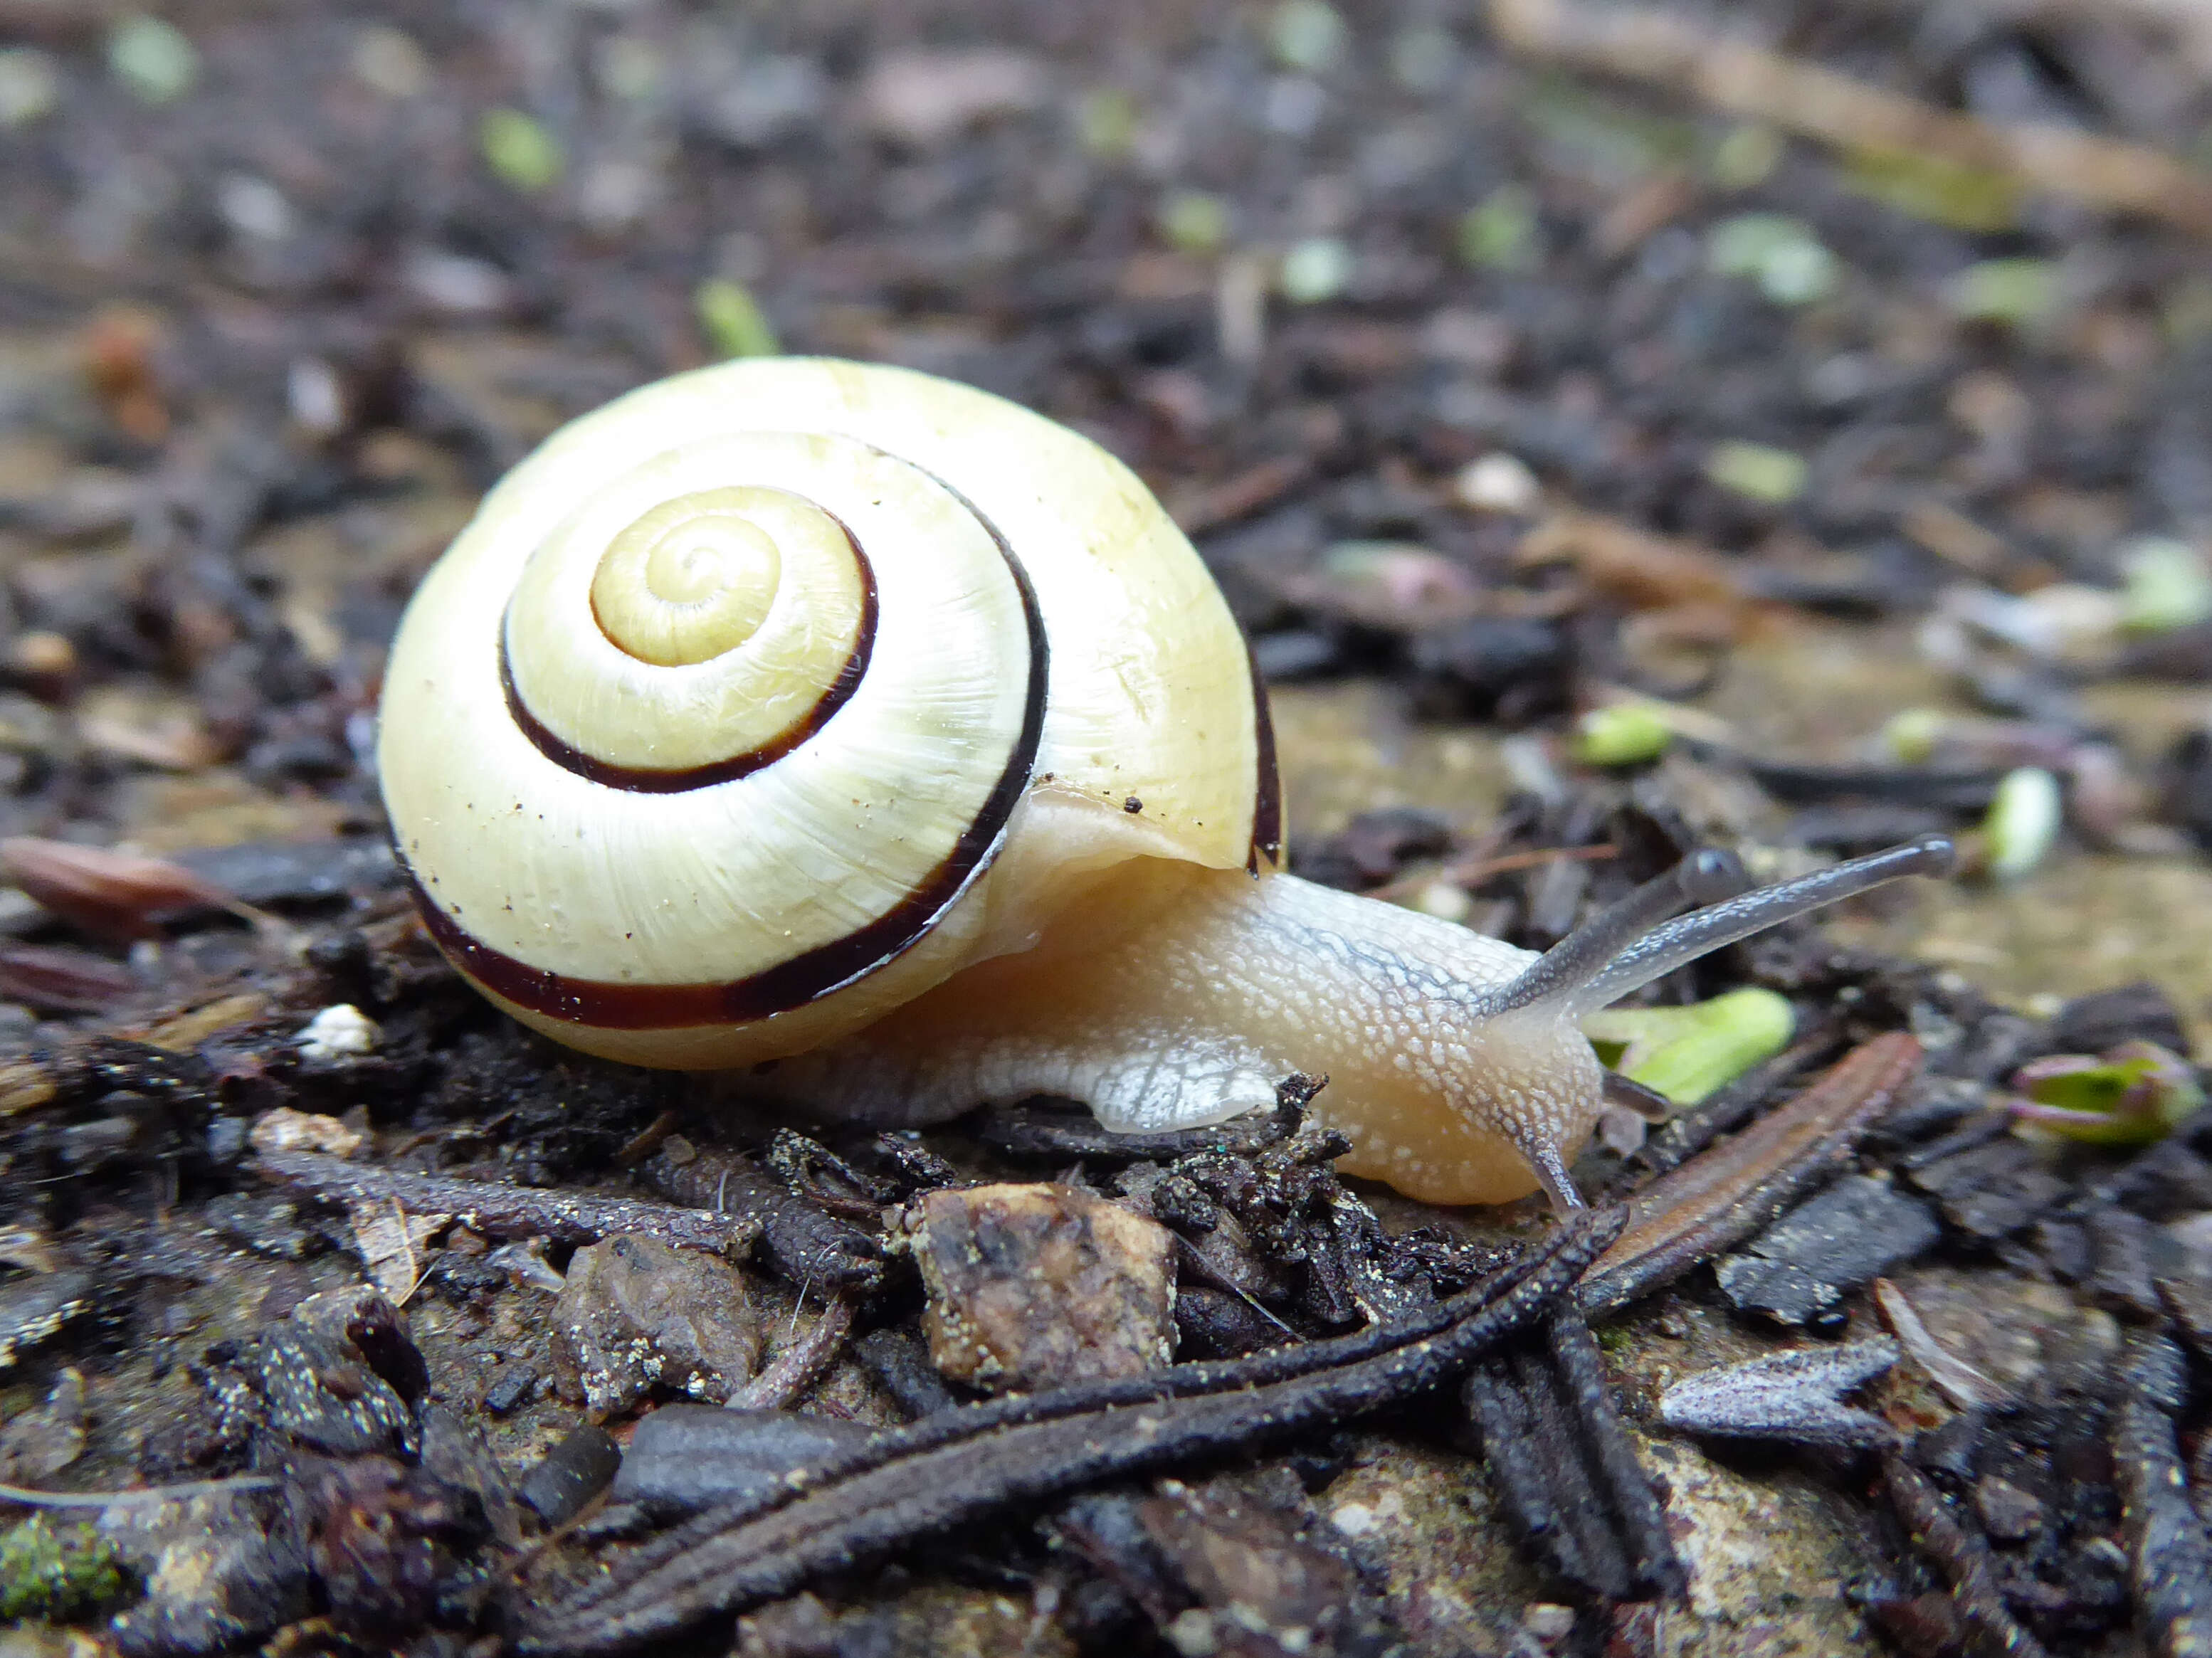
641, 1143, 880, 1289
0, 1474, 277, 1508
1882, 1455, 2054, 1658
1462, 1307, 1686, 1601
2109, 1334, 2212, 1658
728, 1296, 855, 1413
515, 1208, 1623, 1656
1490, 0, 2212, 235
1580, 1032, 1922, 1315
256, 1151, 762, 1258
1635, 1030, 1843, 1175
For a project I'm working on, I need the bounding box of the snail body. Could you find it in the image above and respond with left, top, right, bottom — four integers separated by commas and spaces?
380, 357, 1949, 1208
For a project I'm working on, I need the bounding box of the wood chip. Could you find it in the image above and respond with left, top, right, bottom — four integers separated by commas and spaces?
349, 1197, 446, 1303
1871, 1277, 2014, 1412
1581, 1032, 1924, 1314
1491, 0, 2212, 234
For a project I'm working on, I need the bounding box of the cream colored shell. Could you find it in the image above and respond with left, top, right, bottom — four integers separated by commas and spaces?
378, 357, 1272, 1068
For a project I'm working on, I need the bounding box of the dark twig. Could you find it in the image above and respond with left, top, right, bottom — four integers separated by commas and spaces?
1461, 1308, 1685, 1602
1635, 1030, 1842, 1174
641, 1141, 882, 1289
253, 1150, 762, 1257
1545, 1311, 1686, 1600
513, 1207, 1625, 1656
2109, 1334, 2212, 1658
1579, 1033, 1922, 1316
1881, 1455, 2053, 1658
1466, 1341, 1634, 1596
727, 1296, 855, 1413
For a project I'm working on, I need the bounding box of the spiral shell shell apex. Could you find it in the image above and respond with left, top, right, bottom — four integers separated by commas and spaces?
379, 358, 1280, 1068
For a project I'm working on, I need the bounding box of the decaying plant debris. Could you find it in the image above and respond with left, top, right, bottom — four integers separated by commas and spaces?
2, 0, 2212, 1653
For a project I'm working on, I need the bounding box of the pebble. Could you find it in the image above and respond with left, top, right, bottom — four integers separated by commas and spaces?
552, 1234, 762, 1417
0, 1367, 85, 1482
902, 1183, 1176, 1392
1453, 452, 1540, 514
1715, 1175, 1942, 1326
248, 1107, 364, 1161
0, 48, 59, 127
481, 1368, 536, 1417
201, 1321, 412, 1462
519, 1425, 623, 1527
859, 48, 1046, 147
0, 1270, 93, 1371
1973, 1474, 2043, 1542
607, 1405, 874, 1519
294, 1003, 379, 1061
199, 1193, 314, 1260
105, 1489, 307, 1656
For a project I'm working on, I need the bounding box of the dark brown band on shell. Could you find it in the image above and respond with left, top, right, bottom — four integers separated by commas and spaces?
1245, 640, 1283, 874
406, 500, 1048, 1031
498, 512, 880, 794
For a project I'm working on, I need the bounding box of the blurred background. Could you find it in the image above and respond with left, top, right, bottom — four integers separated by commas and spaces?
3, 0, 2212, 1018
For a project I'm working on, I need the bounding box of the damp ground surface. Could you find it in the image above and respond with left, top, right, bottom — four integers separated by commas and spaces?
1, 1, 2211, 1655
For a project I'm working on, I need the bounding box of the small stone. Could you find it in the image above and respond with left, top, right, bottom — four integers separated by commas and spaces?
0, 1368, 85, 1482
519, 1425, 622, 1527
296, 1003, 378, 1061
226, 1324, 415, 1457
0, 1272, 92, 1371
199, 1193, 313, 1260
106, 1489, 307, 1656
1523, 1601, 1576, 1639
608, 1405, 873, 1519
1716, 1176, 1942, 1326
480, 1368, 535, 1417
552, 1234, 762, 1417
902, 1183, 1176, 1393
248, 1107, 364, 1161
1907, 1138, 2067, 1239
1453, 452, 1540, 514
1973, 1474, 2043, 1541
1279, 236, 1353, 305
859, 48, 1046, 147
0, 49, 60, 128
1135, 1480, 1363, 1649
418, 1402, 521, 1547
351, 26, 428, 98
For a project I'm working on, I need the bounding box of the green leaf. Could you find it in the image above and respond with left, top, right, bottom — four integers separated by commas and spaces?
1843, 146, 2019, 231
1705, 440, 1806, 505
695, 280, 779, 360
1584, 987, 1796, 1107
480, 107, 563, 193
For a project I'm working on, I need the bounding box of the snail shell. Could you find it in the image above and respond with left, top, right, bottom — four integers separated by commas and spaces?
381, 357, 1951, 1208
381, 356, 1275, 1066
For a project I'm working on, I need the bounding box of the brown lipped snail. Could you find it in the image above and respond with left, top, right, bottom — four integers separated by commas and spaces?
378, 357, 1950, 1209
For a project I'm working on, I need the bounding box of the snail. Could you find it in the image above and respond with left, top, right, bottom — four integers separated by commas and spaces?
379, 357, 1952, 1209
